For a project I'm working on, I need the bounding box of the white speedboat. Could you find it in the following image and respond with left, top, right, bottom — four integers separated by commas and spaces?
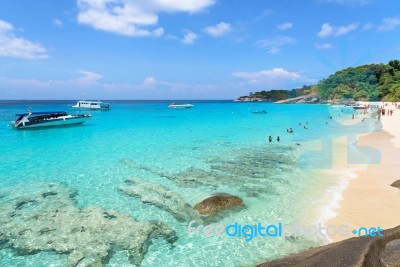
11, 111, 91, 129
346, 103, 367, 110
71, 100, 110, 110
168, 103, 194, 109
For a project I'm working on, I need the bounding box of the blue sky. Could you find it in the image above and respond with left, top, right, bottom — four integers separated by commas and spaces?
0, 0, 399, 100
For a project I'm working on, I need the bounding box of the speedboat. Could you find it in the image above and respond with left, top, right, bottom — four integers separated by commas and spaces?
168, 103, 194, 109
346, 103, 367, 110
71, 100, 110, 110
11, 111, 91, 129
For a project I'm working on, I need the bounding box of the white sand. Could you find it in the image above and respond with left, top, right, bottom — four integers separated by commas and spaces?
326, 103, 400, 242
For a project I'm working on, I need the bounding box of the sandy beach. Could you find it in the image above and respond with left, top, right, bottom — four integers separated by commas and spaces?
327, 103, 400, 242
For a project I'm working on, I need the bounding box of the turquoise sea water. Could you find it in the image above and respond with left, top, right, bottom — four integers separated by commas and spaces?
0, 101, 379, 266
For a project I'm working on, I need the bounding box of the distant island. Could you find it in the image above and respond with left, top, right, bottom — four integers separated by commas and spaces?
235, 59, 400, 104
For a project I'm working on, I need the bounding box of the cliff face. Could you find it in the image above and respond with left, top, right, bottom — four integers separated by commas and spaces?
257, 225, 400, 267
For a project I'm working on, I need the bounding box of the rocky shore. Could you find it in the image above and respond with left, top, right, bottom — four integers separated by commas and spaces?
274, 94, 327, 104
234, 94, 328, 104
258, 225, 400, 267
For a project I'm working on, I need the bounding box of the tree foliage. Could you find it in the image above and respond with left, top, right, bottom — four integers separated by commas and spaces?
318, 60, 400, 101
245, 60, 400, 101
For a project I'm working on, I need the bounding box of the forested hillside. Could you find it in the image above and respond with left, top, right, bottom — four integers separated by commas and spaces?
240, 60, 400, 102
317, 60, 400, 101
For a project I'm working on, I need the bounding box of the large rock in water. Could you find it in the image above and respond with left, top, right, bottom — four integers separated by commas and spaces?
119, 177, 199, 222
0, 183, 177, 267
257, 225, 400, 267
194, 193, 243, 216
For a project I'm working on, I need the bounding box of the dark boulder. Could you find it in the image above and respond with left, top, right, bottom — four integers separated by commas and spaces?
390, 180, 400, 189
257, 225, 400, 267
194, 193, 243, 216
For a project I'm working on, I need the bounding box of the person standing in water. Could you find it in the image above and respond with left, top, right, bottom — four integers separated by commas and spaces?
277, 136, 280, 142
269, 135, 272, 142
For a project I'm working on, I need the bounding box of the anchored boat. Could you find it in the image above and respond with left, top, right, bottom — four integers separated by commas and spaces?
168, 103, 194, 109
11, 111, 91, 129
71, 100, 110, 110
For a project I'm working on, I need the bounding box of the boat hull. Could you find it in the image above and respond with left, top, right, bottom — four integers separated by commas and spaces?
168, 104, 193, 109
13, 116, 90, 129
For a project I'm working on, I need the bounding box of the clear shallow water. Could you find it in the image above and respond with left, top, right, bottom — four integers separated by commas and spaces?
0, 101, 379, 266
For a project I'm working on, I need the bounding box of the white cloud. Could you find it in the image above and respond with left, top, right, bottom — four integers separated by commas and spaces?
0, 72, 226, 99
232, 68, 313, 89
256, 36, 296, 54
315, 43, 333, 49
255, 9, 273, 21
52, 19, 63, 27
318, 0, 371, 6
0, 19, 48, 59
363, 23, 374, 30
377, 17, 400, 31
233, 68, 301, 83
76, 70, 103, 85
204, 22, 231, 37
318, 22, 358, 38
143, 76, 156, 88
277, 22, 293, 31
182, 31, 198, 44
76, 0, 215, 37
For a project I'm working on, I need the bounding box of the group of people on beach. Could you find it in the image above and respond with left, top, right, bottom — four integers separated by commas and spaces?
379, 108, 394, 116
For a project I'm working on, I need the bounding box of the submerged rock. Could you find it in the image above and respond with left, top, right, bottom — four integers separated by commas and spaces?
120, 146, 295, 197
0, 183, 177, 267
119, 177, 244, 222
258, 225, 400, 267
390, 180, 400, 189
194, 193, 244, 217
119, 177, 198, 222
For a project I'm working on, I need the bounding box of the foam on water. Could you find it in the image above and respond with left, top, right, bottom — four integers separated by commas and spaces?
0, 101, 379, 266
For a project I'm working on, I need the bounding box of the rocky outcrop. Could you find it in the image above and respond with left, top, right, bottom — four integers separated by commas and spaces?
119, 177, 198, 222
119, 177, 245, 222
258, 225, 400, 267
120, 146, 296, 198
194, 193, 244, 217
275, 95, 326, 104
390, 180, 400, 189
0, 183, 177, 267
234, 96, 266, 102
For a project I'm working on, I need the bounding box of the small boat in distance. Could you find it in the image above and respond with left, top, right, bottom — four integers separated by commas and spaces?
11, 111, 91, 129
71, 100, 110, 110
252, 110, 267, 114
168, 103, 194, 109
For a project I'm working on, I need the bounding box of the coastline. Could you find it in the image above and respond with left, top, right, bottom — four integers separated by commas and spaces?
326, 104, 400, 242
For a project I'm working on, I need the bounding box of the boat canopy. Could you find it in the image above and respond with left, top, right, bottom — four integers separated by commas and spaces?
15, 111, 67, 117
